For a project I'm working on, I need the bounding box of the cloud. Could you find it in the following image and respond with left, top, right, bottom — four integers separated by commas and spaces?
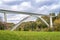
3, 0, 17, 2
2, 0, 23, 5
10, 2, 32, 11
0, 0, 60, 13
0, 1, 3, 5
35, 3, 60, 14
2, 0, 21, 3
35, 0, 58, 3
35, 0, 48, 3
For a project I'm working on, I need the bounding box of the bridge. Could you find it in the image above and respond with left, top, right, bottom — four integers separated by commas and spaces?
0, 9, 56, 31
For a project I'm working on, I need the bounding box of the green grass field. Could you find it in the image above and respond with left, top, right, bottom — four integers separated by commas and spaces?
0, 30, 60, 40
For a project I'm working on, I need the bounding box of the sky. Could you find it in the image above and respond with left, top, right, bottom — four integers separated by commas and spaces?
0, 0, 60, 24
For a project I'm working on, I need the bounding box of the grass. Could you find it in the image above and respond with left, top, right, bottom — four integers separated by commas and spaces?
0, 30, 60, 40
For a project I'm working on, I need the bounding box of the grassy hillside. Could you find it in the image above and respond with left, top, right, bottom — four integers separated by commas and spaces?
0, 30, 60, 40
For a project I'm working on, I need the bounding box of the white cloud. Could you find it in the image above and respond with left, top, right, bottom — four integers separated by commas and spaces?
2, 0, 16, 2
19, 2, 32, 11
50, 4, 60, 10
10, 5, 18, 11
0, 0, 4, 6
35, 0, 49, 3
36, 3, 60, 14
0, 1, 3, 4
10, 2, 32, 11
35, 5, 50, 14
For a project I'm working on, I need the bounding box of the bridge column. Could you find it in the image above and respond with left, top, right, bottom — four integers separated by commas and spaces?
4, 12, 8, 30
50, 16, 54, 31
4, 12, 7, 22
50, 16, 53, 28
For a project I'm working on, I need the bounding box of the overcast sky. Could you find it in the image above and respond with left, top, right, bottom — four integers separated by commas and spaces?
0, 0, 60, 24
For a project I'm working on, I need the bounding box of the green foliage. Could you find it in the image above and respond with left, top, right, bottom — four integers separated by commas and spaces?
18, 21, 37, 31
0, 22, 5, 30
0, 30, 60, 40
54, 18, 60, 31
57, 13, 60, 18
36, 18, 47, 29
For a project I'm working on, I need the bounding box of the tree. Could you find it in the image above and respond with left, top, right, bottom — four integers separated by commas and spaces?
0, 16, 5, 30
54, 18, 60, 31
36, 18, 47, 31
0, 22, 5, 30
56, 12, 60, 19
18, 21, 37, 31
